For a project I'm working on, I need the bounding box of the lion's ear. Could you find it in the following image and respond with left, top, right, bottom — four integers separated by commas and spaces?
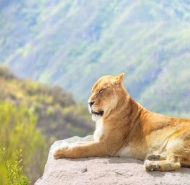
112, 73, 124, 86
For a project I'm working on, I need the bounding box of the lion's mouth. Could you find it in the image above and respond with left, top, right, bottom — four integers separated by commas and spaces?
91, 110, 104, 116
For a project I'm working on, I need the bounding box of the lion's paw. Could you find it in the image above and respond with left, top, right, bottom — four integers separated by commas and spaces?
52, 142, 69, 159
144, 160, 160, 171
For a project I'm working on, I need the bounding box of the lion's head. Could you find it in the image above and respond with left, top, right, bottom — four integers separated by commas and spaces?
88, 73, 126, 121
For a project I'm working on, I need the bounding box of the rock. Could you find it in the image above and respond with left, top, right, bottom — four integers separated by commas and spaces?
35, 136, 190, 185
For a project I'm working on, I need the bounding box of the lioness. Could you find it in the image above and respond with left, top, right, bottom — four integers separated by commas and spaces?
53, 73, 190, 171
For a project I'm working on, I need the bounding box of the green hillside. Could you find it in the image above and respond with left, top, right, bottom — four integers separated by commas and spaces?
0, 66, 93, 143
0, 0, 190, 118
0, 100, 47, 184
0, 66, 93, 184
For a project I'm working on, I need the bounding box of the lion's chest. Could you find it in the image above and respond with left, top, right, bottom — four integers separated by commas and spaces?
93, 118, 104, 142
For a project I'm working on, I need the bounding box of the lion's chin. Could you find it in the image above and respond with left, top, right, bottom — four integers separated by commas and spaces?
92, 114, 102, 122
90, 110, 104, 122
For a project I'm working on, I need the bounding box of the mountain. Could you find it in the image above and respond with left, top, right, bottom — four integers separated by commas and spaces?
0, 66, 93, 144
0, 0, 190, 118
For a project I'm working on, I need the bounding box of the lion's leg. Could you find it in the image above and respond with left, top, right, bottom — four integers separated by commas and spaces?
181, 160, 190, 167
144, 149, 181, 171
180, 140, 190, 167
144, 159, 180, 171
144, 139, 184, 171
53, 141, 107, 159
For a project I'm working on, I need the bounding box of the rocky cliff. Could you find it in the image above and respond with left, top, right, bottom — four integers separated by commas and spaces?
35, 136, 190, 185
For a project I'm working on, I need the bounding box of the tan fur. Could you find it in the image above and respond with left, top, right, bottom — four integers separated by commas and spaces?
53, 73, 190, 171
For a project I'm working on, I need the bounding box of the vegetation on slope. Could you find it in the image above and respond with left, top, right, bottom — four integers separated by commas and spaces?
0, 66, 93, 184
1, 148, 29, 185
0, 66, 93, 142
0, 100, 46, 184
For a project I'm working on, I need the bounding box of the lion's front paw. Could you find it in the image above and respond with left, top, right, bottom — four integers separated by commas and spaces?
52, 142, 69, 159
144, 160, 160, 171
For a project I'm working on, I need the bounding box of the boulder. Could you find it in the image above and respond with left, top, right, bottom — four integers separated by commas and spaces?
35, 136, 190, 185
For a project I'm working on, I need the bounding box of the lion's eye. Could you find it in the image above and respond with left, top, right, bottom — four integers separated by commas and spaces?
99, 89, 103, 93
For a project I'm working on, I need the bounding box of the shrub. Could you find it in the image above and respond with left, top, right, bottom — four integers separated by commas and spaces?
0, 148, 29, 185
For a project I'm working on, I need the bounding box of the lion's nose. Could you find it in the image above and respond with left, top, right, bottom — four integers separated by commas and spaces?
88, 101, 94, 107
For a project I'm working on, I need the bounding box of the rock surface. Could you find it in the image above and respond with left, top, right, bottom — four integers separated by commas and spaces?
35, 136, 190, 185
